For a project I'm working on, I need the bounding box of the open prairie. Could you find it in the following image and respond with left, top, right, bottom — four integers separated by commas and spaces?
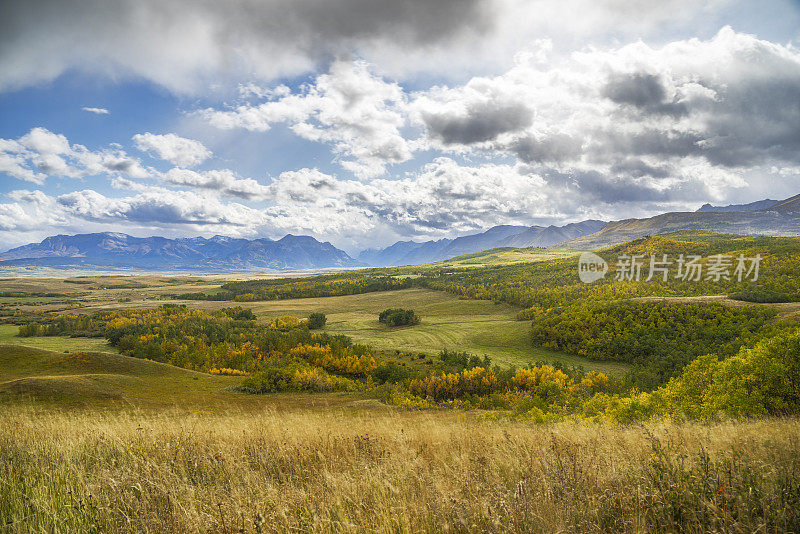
1, 342, 799, 532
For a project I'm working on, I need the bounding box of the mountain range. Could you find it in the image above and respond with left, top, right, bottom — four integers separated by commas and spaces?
2, 194, 800, 271
695, 199, 778, 213
357, 220, 607, 266
560, 194, 800, 249
0, 233, 362, 271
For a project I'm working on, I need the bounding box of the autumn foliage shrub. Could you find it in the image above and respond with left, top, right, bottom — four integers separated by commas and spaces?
288, 343, 377, 376
409, 367, 500, 401
241, 365, 359, 393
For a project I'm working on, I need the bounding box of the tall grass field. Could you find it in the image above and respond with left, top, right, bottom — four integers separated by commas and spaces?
2, 407, 798, 533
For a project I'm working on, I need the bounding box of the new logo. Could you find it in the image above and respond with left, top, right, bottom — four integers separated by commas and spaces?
578, 252, 608, 283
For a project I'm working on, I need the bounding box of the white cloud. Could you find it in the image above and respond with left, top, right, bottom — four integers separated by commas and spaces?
82, 107, 109, 115
54, 187, 269, 230
0, 189, 67, 232
0, 127, 150, 183
133, 133, 212, 168
407, 28, 800, 205
0, 152, 46, 184
204, 60, 412, 178
162, 168, 271, 201
262, 160, 552, 239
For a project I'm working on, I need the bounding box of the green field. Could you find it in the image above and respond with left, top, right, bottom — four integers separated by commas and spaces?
67, 287, 628, 375
225, 288, 629, 375
0, 324, 114, 353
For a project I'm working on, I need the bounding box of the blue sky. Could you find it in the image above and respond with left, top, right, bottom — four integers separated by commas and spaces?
1, 0, 799, 253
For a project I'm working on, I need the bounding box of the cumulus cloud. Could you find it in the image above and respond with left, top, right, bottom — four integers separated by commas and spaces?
0, 0, 724, 94
133, 133, 212, 168
404, 28, 800, 208
0, 127, 149, 183
82, 106, 109, 115
55, 187, 266, 227
0, 185, 270, 246
4, 26, 800, 250
0, 189, 66, 232
204, 60, 412, 178
262, 160, 553, 238
162, 168, 271, 201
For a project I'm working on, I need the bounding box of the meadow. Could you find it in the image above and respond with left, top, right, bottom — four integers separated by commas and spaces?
2, 231, 800, 532
52, 286, 626, 374
0, 324, 113, 354
430, 246, 581, 268
222, 288, 628, 374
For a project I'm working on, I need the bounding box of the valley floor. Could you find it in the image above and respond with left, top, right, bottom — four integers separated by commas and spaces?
8, 284, 628, 374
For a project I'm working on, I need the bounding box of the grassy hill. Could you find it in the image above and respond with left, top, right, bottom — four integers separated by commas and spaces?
428, 246, 582, 268
0, 344, 367, 410
0, 344, 235, 408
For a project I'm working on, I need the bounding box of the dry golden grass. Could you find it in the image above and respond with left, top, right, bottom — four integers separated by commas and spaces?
1, 406, 798, 533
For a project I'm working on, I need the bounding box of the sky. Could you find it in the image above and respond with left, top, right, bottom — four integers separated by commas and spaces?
1, 0, 799, 253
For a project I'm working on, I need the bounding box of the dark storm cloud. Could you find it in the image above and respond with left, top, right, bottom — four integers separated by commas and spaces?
603, 72, 665, 107
593, 128, 704, 159
0, 0, 493, 92
542, 168, 708, 204
594, 71, 800, 169
422, 99, 534, 145
508, 133, 583, 163
602, 72, 687, 117
700, 77, 800, 167
609, 159, 672, 179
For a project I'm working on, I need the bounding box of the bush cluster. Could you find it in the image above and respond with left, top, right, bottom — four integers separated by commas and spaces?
378, 308, 420, 327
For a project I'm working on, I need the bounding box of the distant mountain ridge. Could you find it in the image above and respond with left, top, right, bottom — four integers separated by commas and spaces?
5, 194, 800, 272
559, 193, 800, 249
358, 220, 607, 266
0, 232, 362, 271
696, 199, 778, 213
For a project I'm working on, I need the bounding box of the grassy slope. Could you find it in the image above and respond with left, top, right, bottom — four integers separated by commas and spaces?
0, 324, 114, 353
0, 344, 366, 410
429, 246, 582, 268
1, 406, 798, 533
